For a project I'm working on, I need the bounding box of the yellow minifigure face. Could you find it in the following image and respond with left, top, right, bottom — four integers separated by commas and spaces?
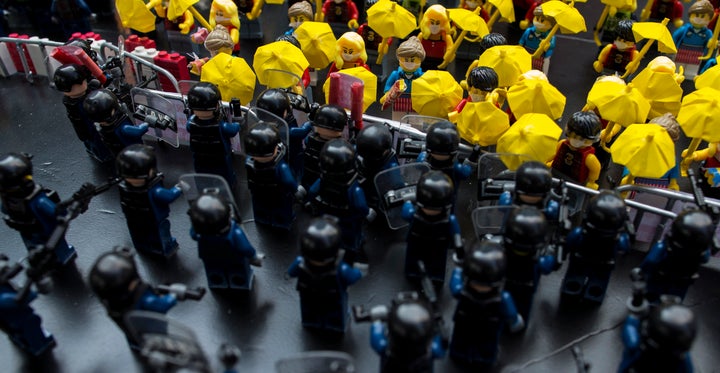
400, 56, 419, 72
533, 15, 552, 32
690, 12, 712, 28
566, 132, 594, 149
289, 15, 308, 29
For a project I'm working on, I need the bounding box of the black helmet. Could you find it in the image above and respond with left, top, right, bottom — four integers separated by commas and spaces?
188, 193, 232, 235
356, 124, 393, 167
300, 218, 341, 263
53, 64, 89, 92
116, 144, 157, 180
566, 111, 602, 141
187, 82, 222, 112
416, 171, 454, 211
0, 153, 33, 193
245, 122, 281, 158
88, 249, 141, 300
585, 191, 628, 235
667, 210, 714, 253
643, 303, 696, 356
425, 121, 459, 156
388, 298, 433, 345
84, 88, 121, 122
319, 139, 357, 180
515, 161, 552, 197
467, 66, 499, 92
503, 206, 548, 255
256, 89, 292, 118
312, 105, 347, 131
464, 240, 506, 286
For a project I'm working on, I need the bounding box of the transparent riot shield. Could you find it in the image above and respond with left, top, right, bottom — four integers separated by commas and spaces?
477, 153, 533, 202
395, 115, 446, 164
374, 163, 431, 230
275, 351, 356, 373
261, 69, 313, 126
471, 205, 517, 242
245, 107, 290, 157
131, 87, 180, 147
179, 173, 241, 220
125, 311, 211, 373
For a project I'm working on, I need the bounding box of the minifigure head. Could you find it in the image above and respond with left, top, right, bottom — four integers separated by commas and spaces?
312, 104, 347, 135
649, 113, 680, 142
515, 161, 553, 204
415, 171, 454, 216
463, 240, 506, 292
53, 64, 90, 97
288, 1, 313, 29
503, 206, 549, 256
89, 248, 141, 306
335, 32, 367, 69
275, 34, 302, 49
532, 6, 556, 32
688, 0, 714, 29
187, 82, 222, 120
256, 88, 292, 120
396, 36, 425, 73
584, 191, 628, 236
300, 217, 342, 267
84, 88, 122, 124
565, 111, 602, 149
425, 121, 460, 161
642, 303, 697, 357
210, 0, 240, 29
356, 124, 395, 170
387, 296, 434, 348
0, 152, 34, 195
244, 122, 282, 162
461, 0, 484, 10
319, 138, 357, 183
116, 144, 157, 186
478, 33, 507, 56
204, 25, 235, 56
613, 19, 636, 51
467, 66, 499, 102
666, 209, 714, 254
188, 193, 232, 235
420, 4, 451, 37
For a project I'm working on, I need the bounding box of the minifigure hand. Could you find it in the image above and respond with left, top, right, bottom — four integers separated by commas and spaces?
668, 179, 680, 191
348, 19, 359, 30
509, 316, 525, 333
191, 28, 209, 44
587, 181, 599, 190
519, 19, 530, 30
175, 180, 191, 193
592, 60, 603, 73
295, 185, 307, 201
447, 110, 459, 123
366, 208, 377, 222
250, 255, 263, 267
640, 9, 649, 21
673, 19, 684, 29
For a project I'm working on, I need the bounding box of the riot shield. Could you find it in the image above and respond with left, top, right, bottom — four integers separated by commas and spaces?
374, 163, 431, 230
179, 173, 241, 220
471, 205, 517, 242
275, 351, 356, 373
131, 87, 180, 147
395, 115, 446, 163
125, 311, 211, 373
477, 153, 533, 202
245, 107, 290, 157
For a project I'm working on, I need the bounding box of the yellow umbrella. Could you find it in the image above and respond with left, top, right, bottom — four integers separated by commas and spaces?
456, 101, 510, 146
253, 41, 309, 88
294, 22, 337, 69
486, 0, 515, 29
586, 79, 650, 125
620, 19, 676, 79
367, 0, 417, 38
678, 87, 720, 175
507, 73, 566, 120
478, 45, 532, 87
116, 0, 156, 33
630, 57, 683, 118
611, 123, 676, 178
322, 67, 378, 111
530, 0, 585, 59
438, 8, 490, 69
695, 64, 720, 90
411, 70, 464, 118
163, 0, 211, 29
200, 53, 256, 105
497, 113, 562, 170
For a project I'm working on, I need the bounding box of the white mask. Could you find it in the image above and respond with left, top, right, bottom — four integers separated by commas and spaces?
614, 40, 629, 50
469, 93, 484, 102
466, 1, 477, 8
334, 0, 343, 3
568, 138, 588, 149
533, 21, 547, 31
691, 16, 709, 28
290, 21, 301, 29
429, 25, 441, 35
402, 62, 418, 71
343, 52, 361, 61
215, 15, 229, 23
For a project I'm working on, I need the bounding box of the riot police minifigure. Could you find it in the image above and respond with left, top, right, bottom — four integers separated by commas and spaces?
189, 193, 262, 290
287, 217, 362, 333
416, 121, 472, 192
302, 104, 347, 189
401, 171, 462, 285
116, 145, 183, 257
0, 153, 76, 265
499, 161, 559, 221
356, 124, 399, 210
186, 82, 240, 189
83, 88, 148, 158
244, 122, 304, 230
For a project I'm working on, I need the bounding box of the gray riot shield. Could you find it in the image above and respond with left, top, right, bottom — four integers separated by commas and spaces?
374, 163, 431, 230
395, 114, 446, 163
477, 153, 534, 202
131, 87, 180, 147
179, 173, 240, 220
471, 205, 517, 242
275, 351, 356, 373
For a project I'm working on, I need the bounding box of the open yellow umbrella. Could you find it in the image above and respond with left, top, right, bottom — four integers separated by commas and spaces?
322, 67, 377, 111
116, 0, 156, 33
620, 19, 676, 79
507, 72, 566, 119
678, 87, 720, 175
478, 45, 532, 87
438, 8, 490, 69
253, 41, 309, 88
200, 53, 256, 104
456, 101, 509, 146
486, 0, 515, 29
411, 70, 464, 118
497, 113, 562, 170
630, 57, 683, 118
695, 64, 720, 90
367, 0, 417, 63
531, 0, 586, 58
160, 0, 211, 29
294, 22, 337, 69
611, 123, 676, 178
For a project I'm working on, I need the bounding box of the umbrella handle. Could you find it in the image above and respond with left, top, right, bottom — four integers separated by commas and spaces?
315, 0, 324, 21
188, 6, 212, 31
699, 16, 720, 60
486, 10, 500, 30
438, 30, 469, 69
376, 38, 388, 65
532, 24, 558, 59
593, 6, 609, 47
681, 138, 703, 177
621, 18, 670, 79
639, 0, 653, 22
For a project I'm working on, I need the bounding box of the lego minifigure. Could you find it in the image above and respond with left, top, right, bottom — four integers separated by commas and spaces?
449, 66, 499, 123
499, 161, 560, 221
0, 153, 76, 265
460, 0, 490, 21
186, 82, 240, 189
188, 193, 262, 289
209, 0, 241, 52
673, 0, 714, 79
321, 0, 360, 29
549, 111, 602, 190
636, 210, 714, 302
593, 19, 640, 77
285, 1, 314, 36
287, 217, 362, 332
620, 114, 681, 190
560, 191, 631, 305
244, 122, 305, 230
640, 0, 684, 28
53, 64, 114, 164
461, 32, 509, 87
380, 36, 425, 119
684, 141, 720, 199
417, 4, 454, 71
355, 124, 399, 210
518, 5, 556, 75
328, 32, 370, 74
146, 0, 195, 34
502, 206, 556, 322
189, 25, 233, 76
116, 145, 183, 257
302, 104, 347, 189
83, 89, 149, 158
417, 121, 472, 191
401, 171, 463, 284
307, 139, 371, 264
0, 254, 55, 356
448, 240, 524, 368
594, 0, 637, 46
